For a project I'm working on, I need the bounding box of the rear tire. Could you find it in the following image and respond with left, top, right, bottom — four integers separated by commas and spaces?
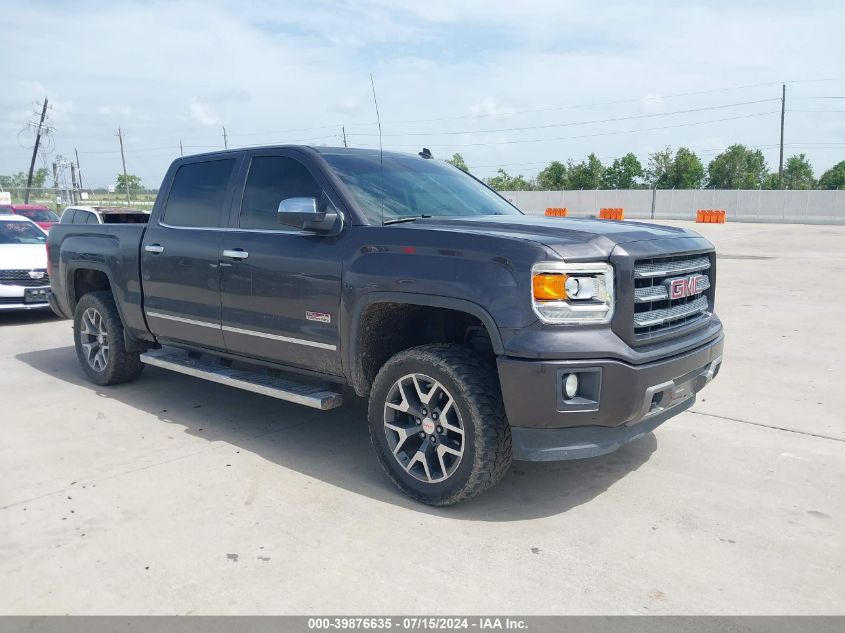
73, 291, 144, 386
368, 343, 512, 506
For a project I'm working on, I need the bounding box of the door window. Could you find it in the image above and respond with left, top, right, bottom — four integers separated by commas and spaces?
239, 156, 322, 230
163, 159, 235, 227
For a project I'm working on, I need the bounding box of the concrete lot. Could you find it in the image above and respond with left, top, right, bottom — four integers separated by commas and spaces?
0, 221, 843, 615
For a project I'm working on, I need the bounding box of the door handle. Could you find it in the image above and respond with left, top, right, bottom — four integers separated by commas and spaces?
222, 249, 249, 260
144, 244, 164, 254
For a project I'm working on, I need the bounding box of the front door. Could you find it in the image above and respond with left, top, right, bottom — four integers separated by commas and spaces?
219, 152, 344, 375
141, 157, 238, 351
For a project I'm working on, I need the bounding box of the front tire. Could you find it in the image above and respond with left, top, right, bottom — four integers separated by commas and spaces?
368, 344, 512, 506
73, 291, 144, 386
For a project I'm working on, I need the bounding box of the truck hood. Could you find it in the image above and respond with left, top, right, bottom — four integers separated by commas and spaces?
400, 215, 703, 259
0, 244, 48, 270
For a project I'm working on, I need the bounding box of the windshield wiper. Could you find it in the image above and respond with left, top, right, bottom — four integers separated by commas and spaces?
383, 214, 432, 225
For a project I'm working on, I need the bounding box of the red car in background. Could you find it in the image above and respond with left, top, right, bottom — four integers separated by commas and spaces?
0, 204, 59, 232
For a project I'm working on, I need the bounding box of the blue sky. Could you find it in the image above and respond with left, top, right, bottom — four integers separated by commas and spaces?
1, 0, 843, 188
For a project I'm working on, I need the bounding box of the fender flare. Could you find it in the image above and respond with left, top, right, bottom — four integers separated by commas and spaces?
65, 262, 117, 309
65, 263, 149, 351
346, 291, 504, 396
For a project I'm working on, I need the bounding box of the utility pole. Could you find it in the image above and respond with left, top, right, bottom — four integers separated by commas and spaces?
342, 125, 348, 148
52, 161, 59, 213
24, 98, 48, 203
75, 148, 83, 193
222, 126, 228, 149
778, 83, 786, 189
180, 139, 184, 156
70, 162, 79, 204
117, 127, 130, 205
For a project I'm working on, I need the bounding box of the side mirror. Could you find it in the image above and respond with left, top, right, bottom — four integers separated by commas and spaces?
277, 197, 338, 232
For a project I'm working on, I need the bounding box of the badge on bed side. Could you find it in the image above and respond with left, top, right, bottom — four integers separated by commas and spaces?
306, 311, 331, 323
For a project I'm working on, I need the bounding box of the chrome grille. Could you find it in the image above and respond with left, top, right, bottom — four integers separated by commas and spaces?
634, 257, 710, 278
0, 269, 50, 287
633, 253, 712, 337
634, 296, 708, 328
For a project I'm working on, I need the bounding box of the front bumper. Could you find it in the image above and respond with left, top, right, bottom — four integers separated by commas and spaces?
0, 301, 51, 311
497, 332, 724, 461
512, 398, 694, 461
0, 285, 51, 311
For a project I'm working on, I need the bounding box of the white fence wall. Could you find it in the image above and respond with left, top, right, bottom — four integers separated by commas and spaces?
499, 189, 845, 225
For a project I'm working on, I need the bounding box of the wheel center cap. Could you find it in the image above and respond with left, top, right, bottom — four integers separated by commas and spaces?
421, 419, 436, 434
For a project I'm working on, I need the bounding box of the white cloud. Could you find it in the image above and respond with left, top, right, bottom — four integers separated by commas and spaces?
640, 94, 664, 113
189, 99, 221, 127
0, 0, 843, 186
470, 97, 515, 120
327, 96, 362, 115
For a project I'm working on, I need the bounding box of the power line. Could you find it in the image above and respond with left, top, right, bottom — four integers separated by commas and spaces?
347, 99, 780, 138
345, 76, 845, 128
60, 80, 845, 155
48, 87, 845, 159
74, 133, 342, 157
352, 110, 780, 149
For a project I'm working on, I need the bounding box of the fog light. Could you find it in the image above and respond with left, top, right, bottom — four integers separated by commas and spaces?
564, 373, 579, 399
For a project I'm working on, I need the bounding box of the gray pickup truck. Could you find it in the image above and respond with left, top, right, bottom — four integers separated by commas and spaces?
47, 146, 724, 505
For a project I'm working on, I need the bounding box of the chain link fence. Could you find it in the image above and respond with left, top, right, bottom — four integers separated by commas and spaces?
0, 187, 157, 212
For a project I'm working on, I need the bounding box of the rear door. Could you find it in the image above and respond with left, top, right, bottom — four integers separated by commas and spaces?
141, 156, 239, 351
219, 150, 344, 375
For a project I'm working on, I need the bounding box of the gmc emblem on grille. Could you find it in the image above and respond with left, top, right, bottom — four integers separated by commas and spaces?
667, 274, 705, 299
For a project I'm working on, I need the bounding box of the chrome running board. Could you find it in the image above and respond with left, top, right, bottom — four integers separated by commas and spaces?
140, 349, 343, 410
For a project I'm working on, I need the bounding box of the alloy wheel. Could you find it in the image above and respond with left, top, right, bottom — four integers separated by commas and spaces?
383, 373, 465, 483
79, 307, 109, 372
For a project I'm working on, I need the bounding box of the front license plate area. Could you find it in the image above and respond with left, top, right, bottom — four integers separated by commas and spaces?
24, 287, 49, 303
669, 379, 694, 406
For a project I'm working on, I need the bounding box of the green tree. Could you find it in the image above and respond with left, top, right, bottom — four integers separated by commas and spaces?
818, 160, 845, 190
0, 168, 48, 189
645, 147, 703, 189
707, 144, 768, 189
645, 146, 673, 189
782, 154, 815, 190
567, 153, 604, 189
669, 147, 705, 189
761, 173, 780, 190
485, 168, 534, 191
601, 153, 643, 189
446, 153, 469, 172
536, 160, 568, 190
116, 173, 144, 195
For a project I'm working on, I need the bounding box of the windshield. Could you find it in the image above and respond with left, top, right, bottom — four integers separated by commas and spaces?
18, 209, 58, 222
322, 153, 521, 224
0, 221, 47, 244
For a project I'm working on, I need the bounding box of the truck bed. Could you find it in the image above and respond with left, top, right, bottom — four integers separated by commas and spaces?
47, 223, 149, 341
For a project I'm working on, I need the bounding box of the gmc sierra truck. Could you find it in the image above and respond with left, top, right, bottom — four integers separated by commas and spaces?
47, 146, 724, 506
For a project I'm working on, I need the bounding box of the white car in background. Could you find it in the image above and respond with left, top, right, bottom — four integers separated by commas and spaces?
0, 215, 51, 310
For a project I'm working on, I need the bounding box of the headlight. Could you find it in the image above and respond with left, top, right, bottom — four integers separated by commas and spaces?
531, 262, 614, 324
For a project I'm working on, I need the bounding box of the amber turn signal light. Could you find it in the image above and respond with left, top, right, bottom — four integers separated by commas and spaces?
532, 273, 568, 300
